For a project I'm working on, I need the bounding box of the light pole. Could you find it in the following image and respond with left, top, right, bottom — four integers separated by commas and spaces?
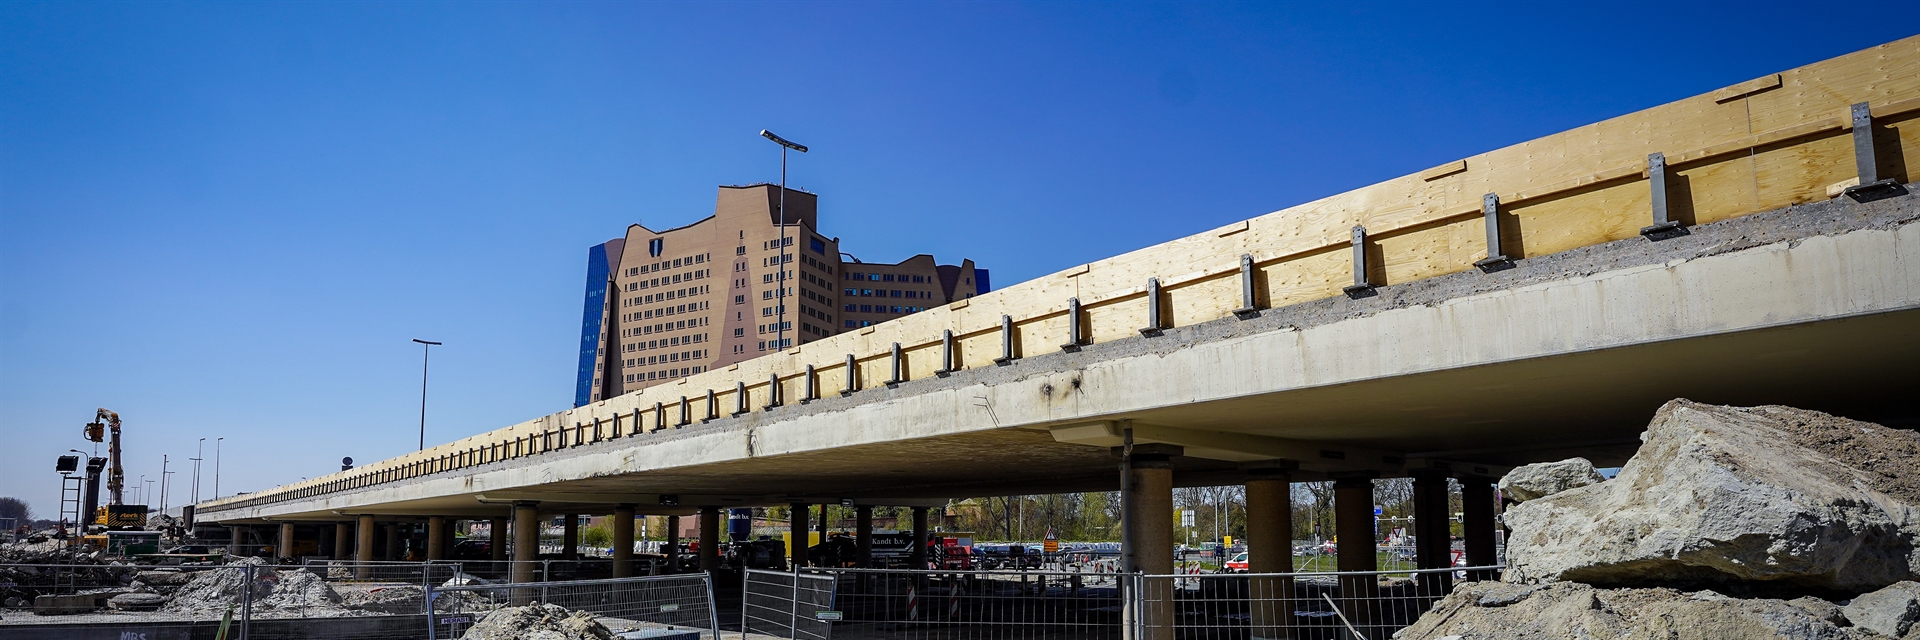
214, 438, 223, 500
141, 477, 152, 507
192, 437, 204, 506
159, 455, 169, 516
759, 130, 807, 351
412, 339, 442, 450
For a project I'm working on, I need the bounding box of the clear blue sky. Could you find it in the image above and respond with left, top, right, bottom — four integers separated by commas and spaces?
3, 1, 1911, 519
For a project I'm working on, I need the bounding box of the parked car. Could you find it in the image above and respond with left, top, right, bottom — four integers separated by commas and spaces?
1224, 552, 1249, 573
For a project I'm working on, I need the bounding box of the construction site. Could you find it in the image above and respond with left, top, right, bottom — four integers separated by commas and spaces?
7, 26, 1920, 640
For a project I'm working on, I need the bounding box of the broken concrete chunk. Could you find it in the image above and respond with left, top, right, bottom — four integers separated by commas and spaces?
1844, 581, 1920, 639
1498, 458, 1605, 503
1503, 400, 1920, 591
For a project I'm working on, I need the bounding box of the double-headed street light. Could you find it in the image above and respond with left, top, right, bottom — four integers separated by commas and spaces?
760, 130, 808, 351
413, 339, 442, 451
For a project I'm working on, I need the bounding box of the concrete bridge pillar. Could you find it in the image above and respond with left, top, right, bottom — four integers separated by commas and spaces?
427, 516, 447, 561
789, 502, 810, 569
561, 514, 579, 559
355, 515, 375, 578
910, 506, 930, 569
334, 522, 350, 560
1412, 470, 1454, 595
612, 505, 635, 577
698, 506, 720, 572
855, 506, 873, 568
1460, 476, 1499, 581
1334, 475, 1379, 632
511, 502, 539, 585
277, 522, 295, 561
1123, 444, 1177, 640
1244, 468, 1294, 640
665, 515, 681, 572
384, 522, 401, 561
228, 526, 242, 555
489, 517, 507, 562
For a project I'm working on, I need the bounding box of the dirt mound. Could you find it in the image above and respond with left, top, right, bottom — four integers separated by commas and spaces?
459, 603, 613, 640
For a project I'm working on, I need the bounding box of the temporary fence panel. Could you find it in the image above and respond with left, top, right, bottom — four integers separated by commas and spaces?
801, 567, 1127, 640
1134, 565, 1503, 640
429, 571, 718, 639
743, 569, 835, 640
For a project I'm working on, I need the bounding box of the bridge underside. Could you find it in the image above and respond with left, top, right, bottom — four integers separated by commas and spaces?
206, 193, 1920, 523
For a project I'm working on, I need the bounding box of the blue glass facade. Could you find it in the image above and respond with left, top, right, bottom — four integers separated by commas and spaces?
573, 242, 613, 407
975, 268, 992, 294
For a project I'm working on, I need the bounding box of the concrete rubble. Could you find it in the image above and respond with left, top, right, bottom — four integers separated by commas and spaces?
458, 603, 613, 640
161, 556, 356, 619
1497, 457, 1604, 503
1400, 400, 1920, 640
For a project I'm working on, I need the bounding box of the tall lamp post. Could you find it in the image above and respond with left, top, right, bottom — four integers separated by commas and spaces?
214, 437, 223, 500
759, 130, 807, 352
192, 437, 204, 506
412, 339, 442, 451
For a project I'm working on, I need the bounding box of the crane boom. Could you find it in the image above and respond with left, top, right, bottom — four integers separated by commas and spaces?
97, 408, 123, 505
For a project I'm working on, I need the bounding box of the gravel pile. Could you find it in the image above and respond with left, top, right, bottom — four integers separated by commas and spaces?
162, 557, 355, 619
459, 603, 613, 640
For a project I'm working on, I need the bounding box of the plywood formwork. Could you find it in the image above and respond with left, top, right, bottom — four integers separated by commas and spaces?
204, 35, 1920, 513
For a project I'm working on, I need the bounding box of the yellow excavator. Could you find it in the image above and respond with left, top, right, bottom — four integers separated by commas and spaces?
83, 409, 147, 530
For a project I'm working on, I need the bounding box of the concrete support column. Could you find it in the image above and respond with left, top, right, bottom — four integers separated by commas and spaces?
612, 505, 636, 578
855, 506, 874, 568
1412, 471, 1454, 594
561, 514, 579, 559
489, 517, 507, 562
1244, 469, 1294, 640
1460, 476, 1499, 581
817, 504, 829, 540
698, 507, 720, 572
789, 503, 810, 569
277, 522, 295, 560
910, 506, 930, 570
1334, 476, 1379, 632
334, 522, 351, 560
665, 515, 681, 572
355, 515, 375, 579
384, 523, 401, 561
511, 502, 539, 585
427, 516, 447, 561
229, 526, 242, 555
1123, 444, 1178, 640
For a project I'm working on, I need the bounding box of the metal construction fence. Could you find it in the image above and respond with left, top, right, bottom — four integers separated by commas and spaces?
428, 572, 720, 639
743, 568, 836, 640
733, 564, 1503, 640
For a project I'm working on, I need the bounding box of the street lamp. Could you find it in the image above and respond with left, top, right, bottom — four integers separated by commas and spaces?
412, 339, 442, 451
214, 438, 223, 500
760, 129, 808, 352
192, 437, 205, 506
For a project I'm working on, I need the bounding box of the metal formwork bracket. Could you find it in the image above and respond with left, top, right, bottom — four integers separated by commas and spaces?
841, 354, 858, 395
1845, 101, 1909, 202
1232, 254, 1260, 317
763, 373, 781, 410
705, 389, 717, 420
1060, 297, 1084, 350
935, 330, 955, 375
1341, 226, 1375, 297
885, 342, 904, 385
733, 381, 749, 416
1639, 152, 1684, 238
1139, 278, 1164, 335
1472, 192, 1513, 271
653, 402, 665, 431
677, 396, 691, 427
802, 365, 817, 403
992, 315, 1017, 364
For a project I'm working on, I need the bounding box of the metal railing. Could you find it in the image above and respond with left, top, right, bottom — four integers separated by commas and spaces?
797, 566, 1128, 639
427, 572, 719, 639
1133, 565, 1500, 640
744, 568, 836, 640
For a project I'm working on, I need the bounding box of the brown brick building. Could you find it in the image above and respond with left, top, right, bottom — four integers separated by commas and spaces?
574, 184, 989, 405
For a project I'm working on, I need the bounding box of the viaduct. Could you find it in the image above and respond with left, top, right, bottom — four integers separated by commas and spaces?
196, 36, 1920, 631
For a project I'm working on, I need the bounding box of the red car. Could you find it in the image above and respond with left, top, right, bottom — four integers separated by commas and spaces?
1224, 552, 1248, 572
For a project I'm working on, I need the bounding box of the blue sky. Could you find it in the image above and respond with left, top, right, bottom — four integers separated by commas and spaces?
2, 1, 1912, 518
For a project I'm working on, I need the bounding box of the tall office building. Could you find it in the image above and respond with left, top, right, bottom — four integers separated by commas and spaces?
575, 184, 990, 406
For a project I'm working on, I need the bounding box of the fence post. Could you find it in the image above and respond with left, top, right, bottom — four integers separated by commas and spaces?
425, 580, 438, 640
739, 571, 750, 640
239, 563, 253, 640
789, 568, 800, 638
703, 571, 722, 639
